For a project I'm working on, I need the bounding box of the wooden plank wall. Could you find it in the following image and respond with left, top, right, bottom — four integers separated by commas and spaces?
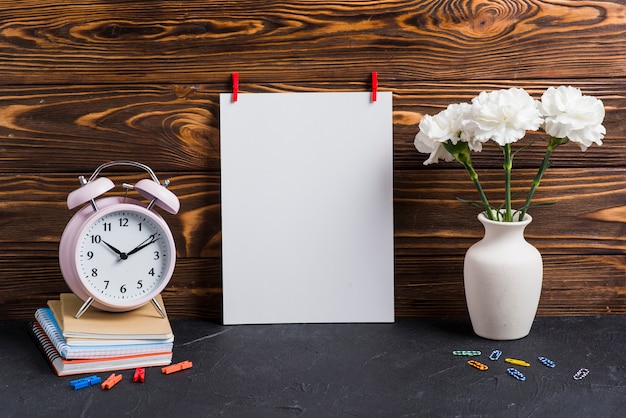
0, 0, 625, 320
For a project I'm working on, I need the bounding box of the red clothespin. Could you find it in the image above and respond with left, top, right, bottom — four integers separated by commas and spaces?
133, 367, 145, 383
162, 360, 193, 375
101, 373, 122, 390
232, 72, 239, 102
371, 71, 378, 102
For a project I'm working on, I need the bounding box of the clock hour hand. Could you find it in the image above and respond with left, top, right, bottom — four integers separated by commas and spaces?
126, 233, 160, 256
101, 240, 128, 260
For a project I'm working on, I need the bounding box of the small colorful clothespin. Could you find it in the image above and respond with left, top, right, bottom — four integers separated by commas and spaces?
70, 375, 101, 390
162, 360, 193, 375
505, 358, 531, 367
133, 367, 145, 383
371, 71, 378, 102
232, 72, 239, 102
101, 373, 122, 390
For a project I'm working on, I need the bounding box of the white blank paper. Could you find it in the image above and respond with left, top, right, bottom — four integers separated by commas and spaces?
220, 91, 394, 324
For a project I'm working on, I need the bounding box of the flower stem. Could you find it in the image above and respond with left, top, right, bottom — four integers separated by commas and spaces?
503, 144, 513, 222
461, 161, 495, 220
443, 140, 495, 220
520, 136, 568, 219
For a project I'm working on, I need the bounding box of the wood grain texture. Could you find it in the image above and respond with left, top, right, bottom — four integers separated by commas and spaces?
1, 254, 624, 319
0, 0, 625, 319
0, 0, 625, 84
0, 79, 624, 172
1, 167, 625, 319
1, 168, 625, 256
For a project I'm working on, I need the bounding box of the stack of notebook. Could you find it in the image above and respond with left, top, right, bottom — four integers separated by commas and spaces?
30, 293, 173, 376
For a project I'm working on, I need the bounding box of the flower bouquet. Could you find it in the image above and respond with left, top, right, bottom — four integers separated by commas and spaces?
414, 86, 606, 222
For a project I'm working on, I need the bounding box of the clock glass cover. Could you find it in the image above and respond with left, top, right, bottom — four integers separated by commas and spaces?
76, 207, 174, 306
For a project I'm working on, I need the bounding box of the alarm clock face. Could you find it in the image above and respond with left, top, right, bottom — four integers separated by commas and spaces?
72, 203, 175, 309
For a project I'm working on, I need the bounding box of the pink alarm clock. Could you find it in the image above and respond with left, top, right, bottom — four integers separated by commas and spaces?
58, 161, 180, 318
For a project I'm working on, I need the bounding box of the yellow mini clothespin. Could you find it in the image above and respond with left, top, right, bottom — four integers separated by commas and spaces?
505, 358, 531, 367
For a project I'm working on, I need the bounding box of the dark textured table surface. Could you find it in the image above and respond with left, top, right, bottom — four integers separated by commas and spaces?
1, 316, 624, 417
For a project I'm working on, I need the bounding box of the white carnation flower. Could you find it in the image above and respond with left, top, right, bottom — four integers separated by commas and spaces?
464, 88, 543, 146
412, 85, 607, 222
540, 86, 605, 150
414, 102, 471, 165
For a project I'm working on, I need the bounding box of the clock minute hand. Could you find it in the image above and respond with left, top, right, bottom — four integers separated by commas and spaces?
101, 240, 128, 260
126, 234, 160, 256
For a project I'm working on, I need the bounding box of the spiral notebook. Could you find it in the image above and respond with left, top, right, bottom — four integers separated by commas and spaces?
35, 307, 173, 359
29, 322, 172, 376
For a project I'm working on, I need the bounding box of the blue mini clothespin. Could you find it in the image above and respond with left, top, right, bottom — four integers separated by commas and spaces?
70, 375, 102, 390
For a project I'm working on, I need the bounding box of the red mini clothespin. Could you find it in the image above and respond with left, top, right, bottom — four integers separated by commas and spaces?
101, 373, 122, 390
371, 71, 378, 102
162, 360, 193, 375
133, 367, 145, 383
232, 72, 239, 102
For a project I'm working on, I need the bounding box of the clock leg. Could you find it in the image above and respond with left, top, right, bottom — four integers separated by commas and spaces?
75, 297, 94, 319
151, 297, 167, 318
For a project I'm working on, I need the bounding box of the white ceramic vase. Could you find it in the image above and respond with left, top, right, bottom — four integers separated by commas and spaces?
463, 211, 543, 340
